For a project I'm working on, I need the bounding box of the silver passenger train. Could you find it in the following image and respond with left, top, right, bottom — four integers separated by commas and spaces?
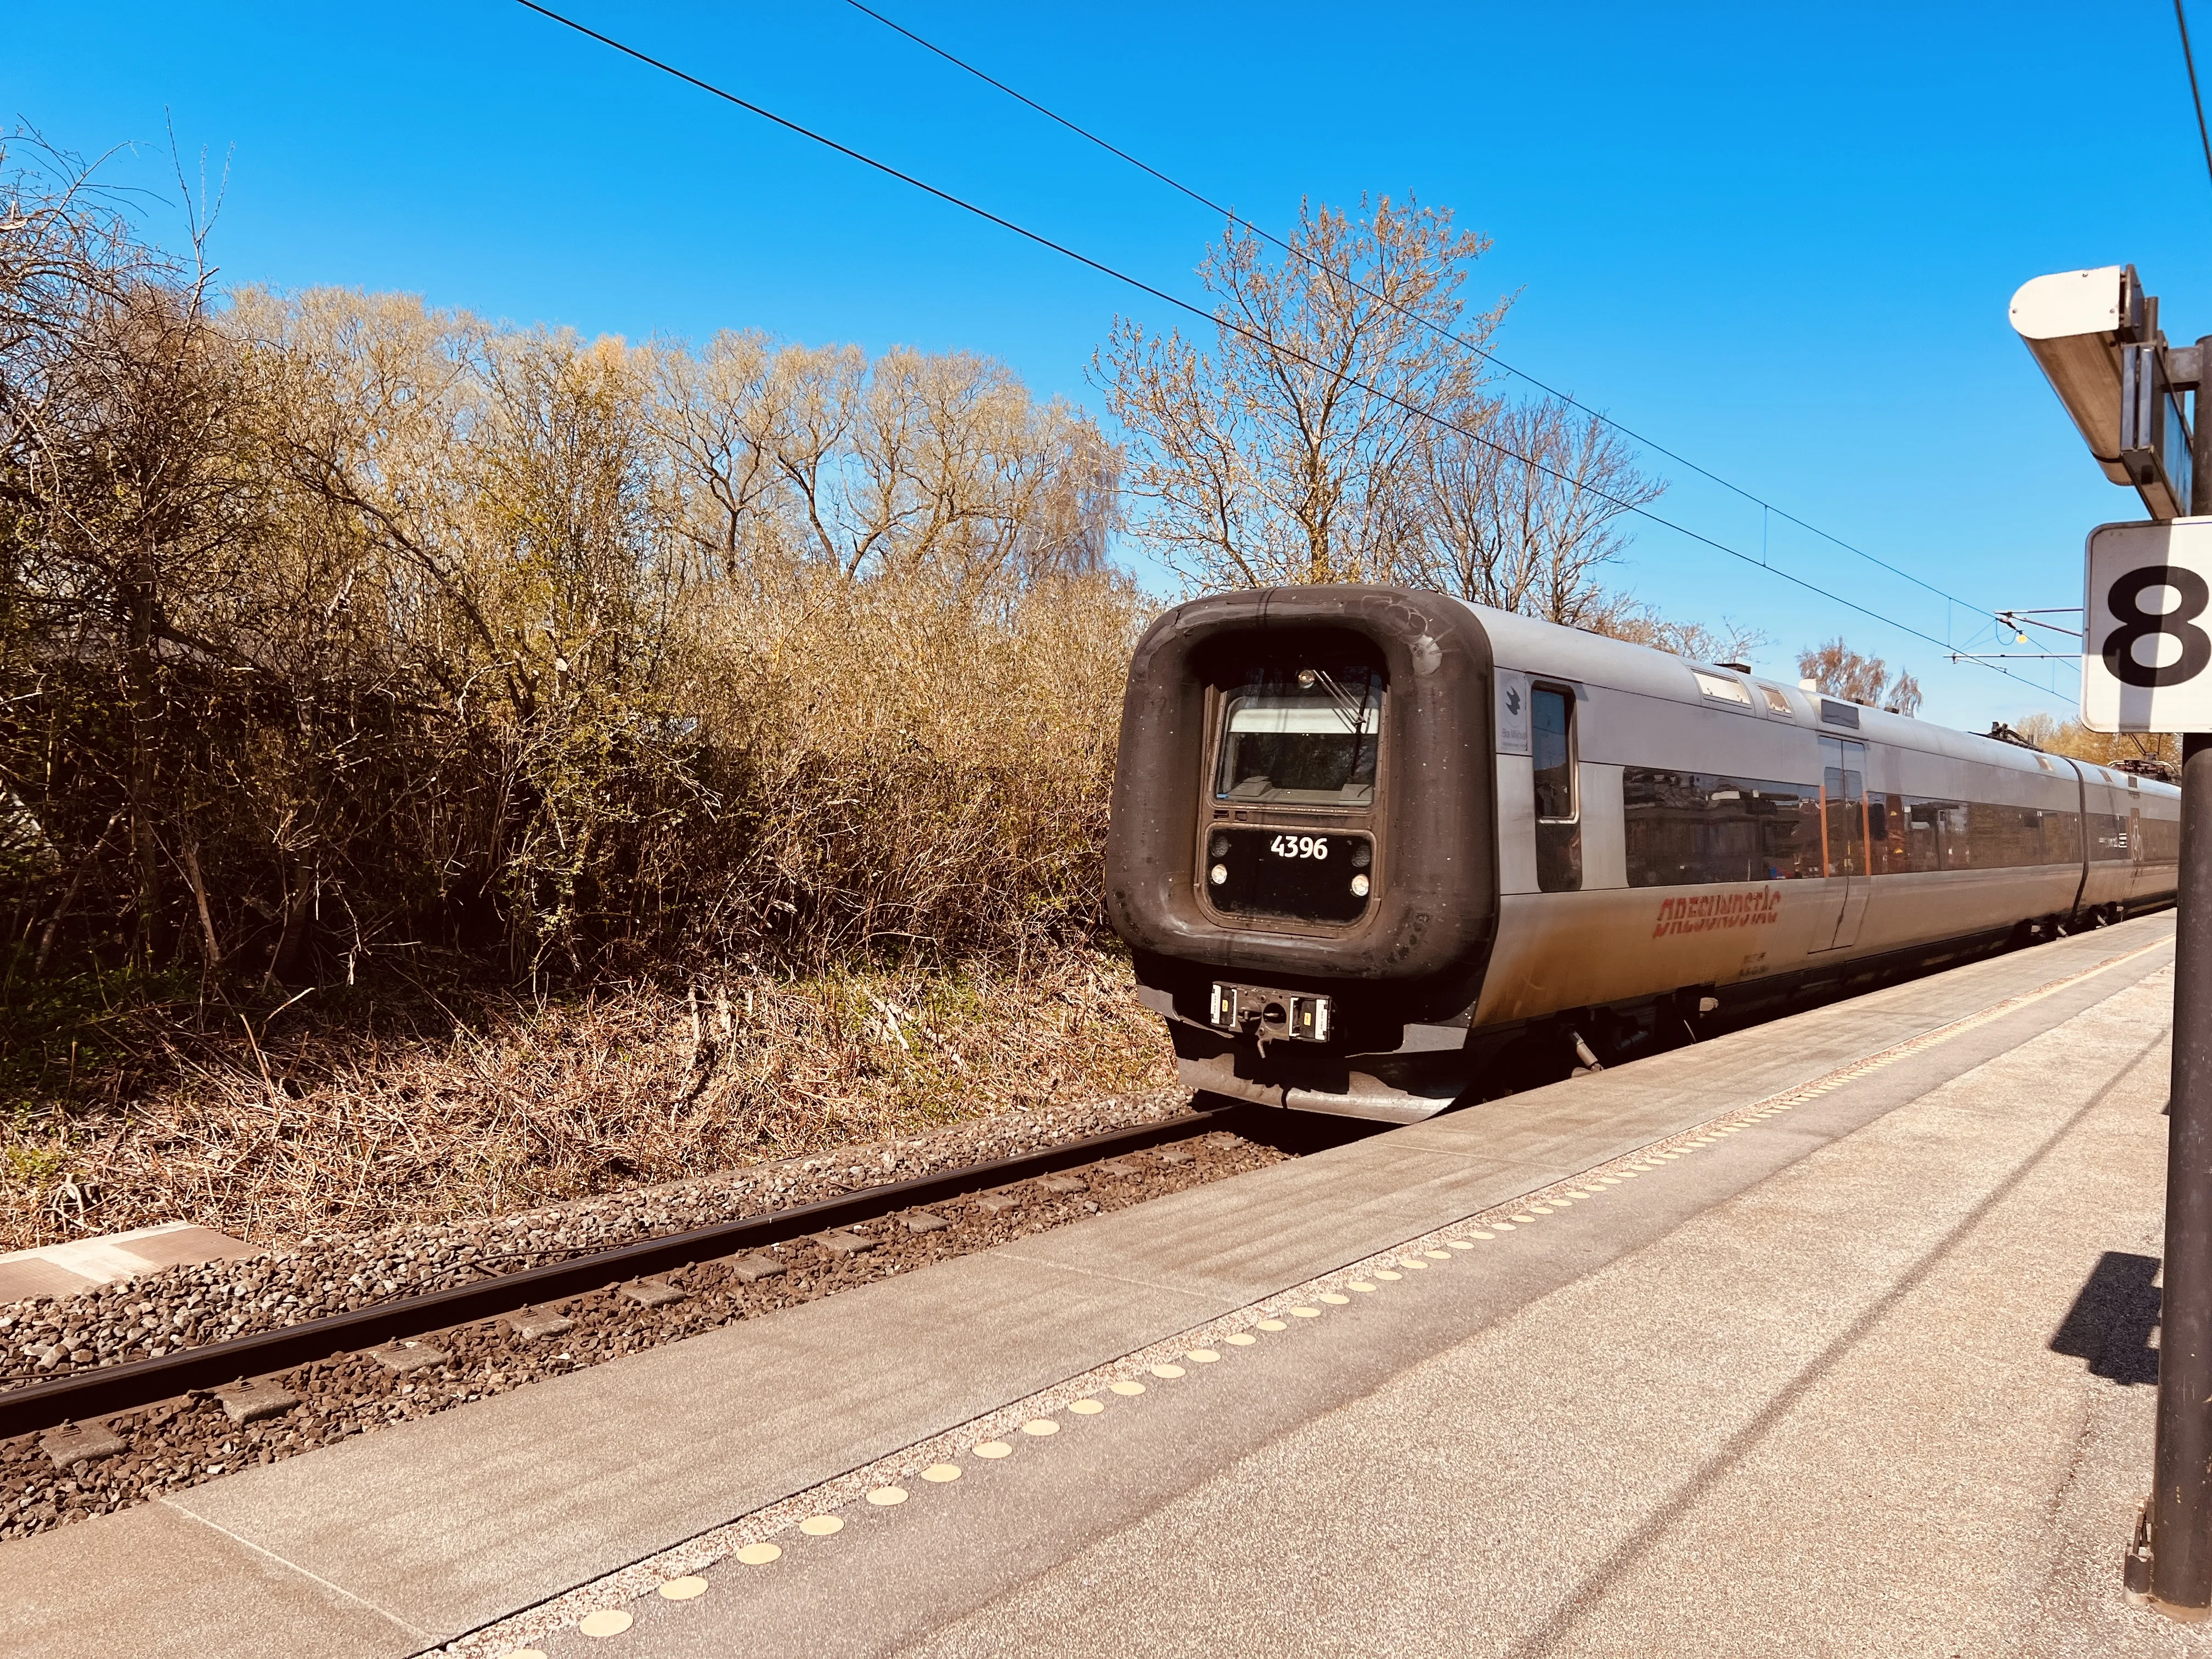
1103, 585, 2179, 1122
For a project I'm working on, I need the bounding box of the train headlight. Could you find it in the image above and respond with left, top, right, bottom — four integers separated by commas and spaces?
1210, 863, 1228, 886
1350, 873, 1370, 898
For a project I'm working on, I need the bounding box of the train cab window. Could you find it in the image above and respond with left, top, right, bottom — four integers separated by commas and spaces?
1531, 684, 1581, 893
1214, 663, 1383, 806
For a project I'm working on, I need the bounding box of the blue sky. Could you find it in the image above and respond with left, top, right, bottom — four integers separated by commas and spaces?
8, 1, 2208, 731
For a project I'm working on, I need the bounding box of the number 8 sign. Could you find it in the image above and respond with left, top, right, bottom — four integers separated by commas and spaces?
2085, 520, 2212, 732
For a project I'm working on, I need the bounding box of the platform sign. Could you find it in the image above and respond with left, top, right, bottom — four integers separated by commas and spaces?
2084, 519, 2212, 732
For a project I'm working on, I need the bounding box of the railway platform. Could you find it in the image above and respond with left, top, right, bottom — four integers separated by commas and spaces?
3, 913, 2198, 1657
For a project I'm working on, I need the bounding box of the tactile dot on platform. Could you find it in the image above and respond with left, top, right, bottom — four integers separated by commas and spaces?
1372, 1271, 1401, 1282
1400, 1261, 1428, 1272
921, 1463, 963, 1482
1319, 1292, 1351, 1305
579, 1610, 634, 1638
1424, 1250, 1451, 1260
1110, 1380, 1147, 1395
1348, 1282, 1376, 1292
1021, 1418, 1062, 1435
1188, 1348, 1221, 1363
659, 1577, 709, 1601
1290, 1305, 1324, 1317
1069, 1398, 1106, 1414
868, 1486, 911, 1504
974, 1440, 1014, 1458
1598, 1177, 1622, 1184
1510, 1214, 1537, 1222
1447, 1240, 1474, 1250
497, 1651, 548, 1658
1257, 1317, 1290, 1328
1528, 1205, 1554, 1214
736, 1542, 783, 1565
1617, 1171, 1641, 1178
1487, 1223, 1515, 1232
1150, 1363, 1187, 1379
1228, 1330, 1261, 1341
799, 1515, 844, 1536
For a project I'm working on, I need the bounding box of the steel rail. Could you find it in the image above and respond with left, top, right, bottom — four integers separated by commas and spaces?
0, 1108, 1228, 1442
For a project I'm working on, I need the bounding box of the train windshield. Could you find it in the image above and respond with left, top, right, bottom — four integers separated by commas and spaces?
1215, 663, 1384, 805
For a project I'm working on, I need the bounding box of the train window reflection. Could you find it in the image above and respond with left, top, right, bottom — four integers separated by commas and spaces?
1215, 663, 1383, 805
1623, 769, 1819, 886
1531, 685, 1580, 893
1886, 798, 2084, 872
1627, 766, 2171, 889
1532, 688, 1575, 820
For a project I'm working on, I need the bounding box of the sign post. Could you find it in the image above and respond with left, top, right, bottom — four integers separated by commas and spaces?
2087, 523, 2212, 1613
2018, 270, 2211, 1617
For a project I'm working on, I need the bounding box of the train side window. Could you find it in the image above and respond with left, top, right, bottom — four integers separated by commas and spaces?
1621, 768, 1818, 885
1759, 685, 1793, 716
1532, 687, 1574, 819
1531, 684, 1581, 893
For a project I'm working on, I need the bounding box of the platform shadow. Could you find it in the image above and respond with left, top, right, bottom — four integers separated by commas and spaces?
2049, 1250, 2161, 1386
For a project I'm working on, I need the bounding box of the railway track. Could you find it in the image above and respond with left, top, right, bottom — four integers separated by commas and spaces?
0, 1107, 1260, 1445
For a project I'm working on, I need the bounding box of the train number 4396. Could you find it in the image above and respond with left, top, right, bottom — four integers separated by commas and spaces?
1269, 835, 1329, 860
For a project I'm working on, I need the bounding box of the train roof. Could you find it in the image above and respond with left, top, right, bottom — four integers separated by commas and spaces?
1454, 599, 2180, 799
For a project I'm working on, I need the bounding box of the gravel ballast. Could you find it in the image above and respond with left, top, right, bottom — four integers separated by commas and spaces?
0, 1092, 1291, 1539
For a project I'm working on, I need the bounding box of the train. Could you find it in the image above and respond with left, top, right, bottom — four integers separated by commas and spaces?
1103, 585, 2179, 1122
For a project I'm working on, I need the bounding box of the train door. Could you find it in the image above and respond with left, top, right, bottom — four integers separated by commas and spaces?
1810, 736, 1870, 951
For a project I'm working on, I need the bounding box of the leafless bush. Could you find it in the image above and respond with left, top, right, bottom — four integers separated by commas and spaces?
4, 252, 1141, 1012
0, 945, 1172, 1248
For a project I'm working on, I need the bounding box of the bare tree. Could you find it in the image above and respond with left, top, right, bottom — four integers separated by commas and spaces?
1589, 599, 1766, 668
1798, 637, 1922, 715
0, 131, 263, 973
2012, 712, 2176, 768
1096, 195, 1504, 588
1403, 395, 1664, 622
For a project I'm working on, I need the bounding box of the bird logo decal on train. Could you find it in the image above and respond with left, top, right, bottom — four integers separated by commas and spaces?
1105, 586, 2179, 1122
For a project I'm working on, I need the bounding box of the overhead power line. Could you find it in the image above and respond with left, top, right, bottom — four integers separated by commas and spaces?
844, 0, 1999, 623
511, 0, 2069, 705
2179, 1, 2212, 198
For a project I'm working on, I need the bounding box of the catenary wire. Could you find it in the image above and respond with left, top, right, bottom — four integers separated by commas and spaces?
2179, 0, 2212, 196
512, 0, 2069, 705
842, 0, 2001, 622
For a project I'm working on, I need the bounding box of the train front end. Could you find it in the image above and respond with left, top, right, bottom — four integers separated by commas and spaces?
1104, 587, 1499, 1122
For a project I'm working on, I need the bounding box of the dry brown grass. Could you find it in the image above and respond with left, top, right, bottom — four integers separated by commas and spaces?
0, 945, 1172, 1251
